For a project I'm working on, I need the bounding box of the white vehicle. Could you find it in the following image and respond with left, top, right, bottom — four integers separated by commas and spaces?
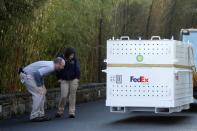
103, 35, 195, 114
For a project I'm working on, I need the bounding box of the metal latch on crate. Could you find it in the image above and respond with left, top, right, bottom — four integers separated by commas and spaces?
151, 36, 161, 40
102, 69, 107, 73
120, 36, 130, 40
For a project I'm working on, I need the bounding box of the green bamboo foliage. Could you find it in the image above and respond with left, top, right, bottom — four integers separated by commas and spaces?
0, 0, 119, 93
1, 0, 197, 93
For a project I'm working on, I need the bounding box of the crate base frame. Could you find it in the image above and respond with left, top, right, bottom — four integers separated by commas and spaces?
110, 104, 190, 114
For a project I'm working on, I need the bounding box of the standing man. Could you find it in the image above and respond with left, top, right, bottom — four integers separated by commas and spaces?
56, 47, 80, 118
19, 57, 65, 122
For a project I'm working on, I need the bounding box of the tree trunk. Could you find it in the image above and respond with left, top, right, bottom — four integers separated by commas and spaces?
147, 0, 176, 38
0, 0, 7, 19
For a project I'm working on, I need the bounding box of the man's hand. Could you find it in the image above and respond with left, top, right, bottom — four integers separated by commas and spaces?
42, 86, 47, 95
37, 86, 47, 95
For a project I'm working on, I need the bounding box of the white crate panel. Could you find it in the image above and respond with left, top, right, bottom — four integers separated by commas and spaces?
106, 67, 193, 108
175, 43, 190, 65
107, 40, 189, 65
174, 71, 193, 100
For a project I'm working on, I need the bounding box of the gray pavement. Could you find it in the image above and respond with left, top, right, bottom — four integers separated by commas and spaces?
1, 100, 197, 131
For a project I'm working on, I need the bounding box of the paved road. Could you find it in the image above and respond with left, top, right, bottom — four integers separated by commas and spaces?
1, 100, 197, 131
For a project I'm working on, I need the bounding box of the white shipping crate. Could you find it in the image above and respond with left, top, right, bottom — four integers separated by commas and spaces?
104, 36, 194, 113
106, 37, 191, 66
105, 67, 193, 113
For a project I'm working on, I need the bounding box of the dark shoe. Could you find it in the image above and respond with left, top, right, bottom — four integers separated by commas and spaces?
55, 113, 63, 118
68, 114, 75, 118
40, 115, 51, 121
31, 117, 42, 122
31, 116, 51, 122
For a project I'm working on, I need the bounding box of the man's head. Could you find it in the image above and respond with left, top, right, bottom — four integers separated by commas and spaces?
54, 57, 65, 71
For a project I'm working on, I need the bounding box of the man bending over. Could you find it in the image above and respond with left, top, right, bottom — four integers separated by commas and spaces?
19, 57, 65, 122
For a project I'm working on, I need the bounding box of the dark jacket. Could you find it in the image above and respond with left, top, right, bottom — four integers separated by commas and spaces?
56, 54, 80, 81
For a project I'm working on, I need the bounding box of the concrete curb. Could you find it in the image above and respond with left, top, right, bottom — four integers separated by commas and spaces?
0, 83, 106, 120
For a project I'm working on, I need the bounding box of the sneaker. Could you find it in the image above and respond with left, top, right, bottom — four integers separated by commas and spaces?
31, 116, 51, 122
68, 114, 75, 118
31, 117, 42, 122
40, 115, 51, 121
55, 113, 63, 118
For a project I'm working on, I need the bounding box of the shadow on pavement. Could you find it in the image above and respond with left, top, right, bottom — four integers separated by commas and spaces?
109, 115, 190, 125
185, 104, 197, 112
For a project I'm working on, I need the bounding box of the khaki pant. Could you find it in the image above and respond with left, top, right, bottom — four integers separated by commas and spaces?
20, 73, 46, 120
57, 79, 79, 115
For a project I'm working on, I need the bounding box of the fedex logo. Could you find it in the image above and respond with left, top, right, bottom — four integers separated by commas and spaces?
130, 76, 149, 83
